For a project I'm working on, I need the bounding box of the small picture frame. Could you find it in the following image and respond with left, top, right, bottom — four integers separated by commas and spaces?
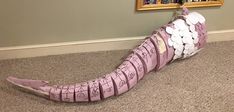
136, 0, 224, 11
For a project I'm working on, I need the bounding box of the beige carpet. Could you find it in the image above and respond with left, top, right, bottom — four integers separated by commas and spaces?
0, 41, 234, 112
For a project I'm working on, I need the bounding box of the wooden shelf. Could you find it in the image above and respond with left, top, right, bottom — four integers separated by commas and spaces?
137, 0, 224, 11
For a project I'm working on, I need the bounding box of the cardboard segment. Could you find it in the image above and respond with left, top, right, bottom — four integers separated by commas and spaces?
140, 38, 158, 71
61, 85, 75, 102
133, 46, 152, 73
88, 80, 101, 101
158, 28, 175, 63
151, 32, 168, 70
98, 74, 115, 99
118, 61, 138, 89
49, 85, 62, 101
110, 70, 128, 95
125, 53, 145, 81
75, 83, 89, 102
195, 23, 207, 49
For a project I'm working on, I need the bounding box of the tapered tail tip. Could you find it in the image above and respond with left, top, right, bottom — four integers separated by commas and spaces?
6, 76, 18, 84
6, 76, 51, 97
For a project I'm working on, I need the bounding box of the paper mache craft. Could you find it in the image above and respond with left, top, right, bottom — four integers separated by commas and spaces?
6, 7, 207, 103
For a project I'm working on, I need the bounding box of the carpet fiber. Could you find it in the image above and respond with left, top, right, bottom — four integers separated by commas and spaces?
0, 41, 234, 112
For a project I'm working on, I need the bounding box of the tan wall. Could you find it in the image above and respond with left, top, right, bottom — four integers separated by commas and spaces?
0, 0, 233, 47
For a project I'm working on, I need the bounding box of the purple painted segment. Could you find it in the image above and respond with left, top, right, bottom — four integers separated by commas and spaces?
149, 35, 160, 70
151, 32, 168, 70
158, 28, 175, 63
140, 38, 158, 71
49, 85, 62, 101
133, 46, 152, 73
88, 80, 101, 101
125, 53, 145, 81
61, 85, 75, 102
110, 70, 128, 95
118, 61, 138, 89
98, 74, 115, 99
75, 83, 89, 102
195, 23, 207, 49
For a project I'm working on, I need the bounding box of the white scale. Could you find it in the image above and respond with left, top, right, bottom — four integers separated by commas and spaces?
166, 12, 206, 60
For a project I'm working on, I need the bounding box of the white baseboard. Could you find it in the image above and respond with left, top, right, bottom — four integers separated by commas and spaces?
0, 29, 234, 60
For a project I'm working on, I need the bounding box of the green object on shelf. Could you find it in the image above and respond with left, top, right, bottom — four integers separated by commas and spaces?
162, 0, 170, 4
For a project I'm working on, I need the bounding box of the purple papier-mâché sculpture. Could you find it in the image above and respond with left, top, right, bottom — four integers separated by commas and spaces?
6, 7, 207, 103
